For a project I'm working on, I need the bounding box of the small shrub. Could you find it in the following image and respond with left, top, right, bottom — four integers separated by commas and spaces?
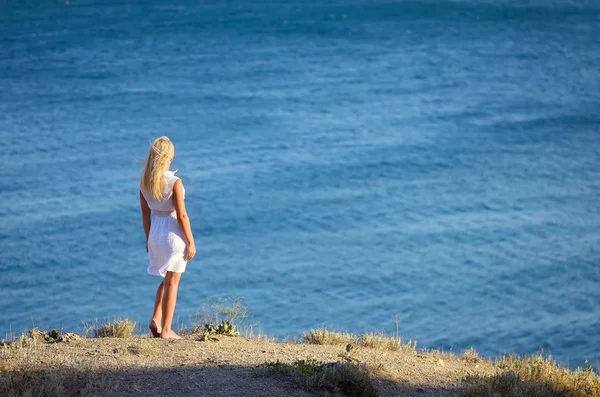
215, 320, 238, 336
198, 320, 239, 342
28, 328, 61, 343
94, 318, 136, 338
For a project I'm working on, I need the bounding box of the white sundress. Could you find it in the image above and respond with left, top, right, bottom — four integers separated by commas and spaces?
140, 170, 188, 277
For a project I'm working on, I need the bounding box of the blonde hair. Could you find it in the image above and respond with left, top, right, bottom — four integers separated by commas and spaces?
141, 136, 175, 201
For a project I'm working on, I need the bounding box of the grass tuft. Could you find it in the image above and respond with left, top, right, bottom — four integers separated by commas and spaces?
460, 347, 482, 364
357, 332, 416, 352
463, 353, 600, 397
303, 327, 416, 352
243, 324, 277, 343
302, 328, 353, 346
94, 318, 136, 338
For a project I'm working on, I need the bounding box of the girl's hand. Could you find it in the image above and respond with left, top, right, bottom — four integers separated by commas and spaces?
186, 242, 196, 261
146, 241, 149, 252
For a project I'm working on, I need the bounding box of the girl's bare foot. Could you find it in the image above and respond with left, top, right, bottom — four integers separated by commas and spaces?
149, 320, 162, 338
160, 329, 182, 339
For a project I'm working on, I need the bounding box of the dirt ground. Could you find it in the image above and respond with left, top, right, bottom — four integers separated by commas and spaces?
1, 334, 498, 396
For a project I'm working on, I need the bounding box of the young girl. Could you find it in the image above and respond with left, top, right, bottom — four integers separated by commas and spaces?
139, 136, 196, 339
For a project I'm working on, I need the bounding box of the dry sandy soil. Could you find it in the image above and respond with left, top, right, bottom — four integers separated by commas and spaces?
1, 333, 499, 397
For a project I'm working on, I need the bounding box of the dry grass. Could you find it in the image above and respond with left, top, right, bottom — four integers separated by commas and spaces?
302, 327, 417, 353
424, 349, 457, 362
357, 332, 417, 352
1, 367, 65, 397
94, 318, 136, 338
0, 365, 109, 397
463, 353, 600, 397
242, 325, 277, 343
303, 328, 354, 346
460, 347, 484, 364
0, 333, 109, 397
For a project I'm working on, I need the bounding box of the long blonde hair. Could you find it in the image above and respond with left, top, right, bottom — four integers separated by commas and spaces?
141, 136, 175, 201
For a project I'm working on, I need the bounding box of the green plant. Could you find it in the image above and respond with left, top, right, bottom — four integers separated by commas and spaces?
260, 359, 322, 377
198, 322, 217, 342
313, 362, 379, 397
215, 320, 237, 336
198, 320, 239, 342
258, 360, 378, 397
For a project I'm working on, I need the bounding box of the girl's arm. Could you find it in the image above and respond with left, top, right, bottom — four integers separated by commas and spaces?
139, 191, 152, 252
173, 179, 196, 261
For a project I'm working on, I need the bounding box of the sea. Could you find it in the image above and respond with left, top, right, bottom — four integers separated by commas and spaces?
1, 0, 599, 370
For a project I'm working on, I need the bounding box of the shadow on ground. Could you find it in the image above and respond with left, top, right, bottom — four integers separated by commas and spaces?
67, 365, 464, 397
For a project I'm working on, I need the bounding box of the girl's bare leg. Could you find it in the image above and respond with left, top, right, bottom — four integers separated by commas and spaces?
161, 271, 182, 339
149, 281, 164, 337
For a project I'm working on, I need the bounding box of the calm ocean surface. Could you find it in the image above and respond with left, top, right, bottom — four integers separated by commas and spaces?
1, 0, 599, 369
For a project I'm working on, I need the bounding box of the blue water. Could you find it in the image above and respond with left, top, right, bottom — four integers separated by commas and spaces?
1, 0, 599, 369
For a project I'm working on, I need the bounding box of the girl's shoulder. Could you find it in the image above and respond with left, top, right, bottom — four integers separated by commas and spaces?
166, 170, 185, 198
168, 170, 185, 199
165, 170, 181, 184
